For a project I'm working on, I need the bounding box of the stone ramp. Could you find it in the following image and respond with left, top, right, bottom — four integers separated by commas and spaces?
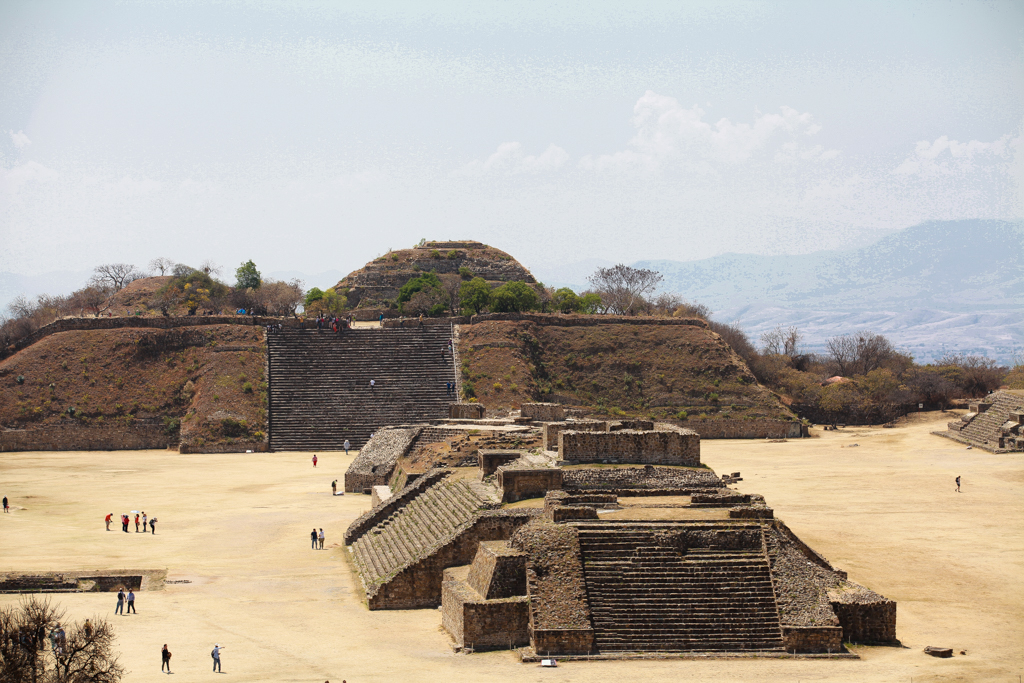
267, 326, 456, 450
574, 522, 785, 652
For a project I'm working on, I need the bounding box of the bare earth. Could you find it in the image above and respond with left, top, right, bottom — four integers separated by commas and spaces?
1, 411, 1021, 682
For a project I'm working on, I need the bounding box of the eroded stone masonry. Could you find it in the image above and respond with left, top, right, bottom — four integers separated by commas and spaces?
344, 410, 896, 659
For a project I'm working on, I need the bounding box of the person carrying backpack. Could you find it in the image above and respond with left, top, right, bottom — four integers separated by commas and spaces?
211, 643, 224, 672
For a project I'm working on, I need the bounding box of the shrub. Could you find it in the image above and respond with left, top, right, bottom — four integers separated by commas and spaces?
493, 382, 503, 391
163, 417, 181, 435
221, 418, 248, 437
462, 381, 476, 398
676, 410, 688, 420
447, 250, 459, 259
430, 249, 441, 259
242, 381, 254, 393
458, 266, 473, 279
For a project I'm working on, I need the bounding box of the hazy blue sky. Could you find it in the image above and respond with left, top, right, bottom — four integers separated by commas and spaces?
1, 1, 1021, 286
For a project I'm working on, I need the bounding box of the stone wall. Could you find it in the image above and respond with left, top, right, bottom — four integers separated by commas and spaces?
370, 485, 392, 507
450, 403, 486, 419
368, 510, 541, 610
465, 312, 708, 330
562, 465, 722, 491
496, 468, 563, 503
344, 426, 421, 493
782, 626, 844, 653
559, 429, 700, 466
688, 419, 803, 439
478, 450, 522, 477
548, 506, 598, 523
466, 541, 527, 599
609, 419, 654, 431
178, 440, 267, 454
532, 629, 596, 656
0, 421, 175, 452
521, 403, 564, 421
542, 420, 607, 451
830, 596, 897, 644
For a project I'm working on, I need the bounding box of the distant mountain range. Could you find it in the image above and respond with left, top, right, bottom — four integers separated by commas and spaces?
535, 220, 1023, 363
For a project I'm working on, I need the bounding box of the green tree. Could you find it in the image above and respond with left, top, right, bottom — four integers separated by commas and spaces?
579, 292, 602, 314
397, 272, 443, 307
490, 281, 538, 313
552, 287, 581, 313
304, 287, 325, 308
459, 277, 491, 314
235, 260, 262, 290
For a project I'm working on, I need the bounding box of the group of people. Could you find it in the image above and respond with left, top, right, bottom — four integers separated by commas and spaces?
105, 511, 157, 533
114, 588, 137, 615
311, 527, 325, 549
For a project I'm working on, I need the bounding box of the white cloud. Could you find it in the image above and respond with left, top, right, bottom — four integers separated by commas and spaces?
0, 161, 59, 192
580, 91, 838, 172
462, 142, 569, 175
894, 134, 1019, 177
8, 130, 31, 149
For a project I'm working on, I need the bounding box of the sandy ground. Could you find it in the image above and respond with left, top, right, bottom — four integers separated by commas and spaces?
1, 411, 1022, 683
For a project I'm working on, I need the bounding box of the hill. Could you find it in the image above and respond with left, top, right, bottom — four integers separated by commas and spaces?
458, 317, 796, 429
0, 324, 266, 451
335, 240, 536, 309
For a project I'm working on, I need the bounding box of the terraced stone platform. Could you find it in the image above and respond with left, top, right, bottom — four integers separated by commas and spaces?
573, 521, 785, 652
940, 390, 1024, 452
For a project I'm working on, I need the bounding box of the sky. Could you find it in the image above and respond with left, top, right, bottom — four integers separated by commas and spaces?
1, 0, 1022, 291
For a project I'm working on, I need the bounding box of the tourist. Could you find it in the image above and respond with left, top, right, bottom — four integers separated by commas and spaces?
142, 512, 148, 532
115, 589, 125, 615
369, 379, 375, 390
135, 513, 141, 532
312, 454, 318, 468
331, 480, 337, 495
105, 512, 112, 530
344, 439, 350, 455
319, 528, 325, 549
127, 589, 136, 614
311, 528, 318, 549
956, 475, 961, 492
211, 643, 224, 672
122, 514, 129, 533
2, 496, 8, 513
440, 346, 446, 362
150, 517, 157, 534
162, 644, 172, 673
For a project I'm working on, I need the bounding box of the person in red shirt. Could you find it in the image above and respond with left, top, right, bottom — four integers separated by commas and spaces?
134, 514, 140, 532
312, 454, 318, 467
105, 513, 113, 531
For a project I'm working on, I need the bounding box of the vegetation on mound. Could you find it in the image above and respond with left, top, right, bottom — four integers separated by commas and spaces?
0, 325, 266, 448
458, 321, 793, 423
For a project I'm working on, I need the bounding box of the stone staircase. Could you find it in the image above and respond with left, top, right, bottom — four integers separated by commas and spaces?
573, 522, 785, 652
267, 326, 456, 450
953, 391, 1024, 450
351, 476, 486, 594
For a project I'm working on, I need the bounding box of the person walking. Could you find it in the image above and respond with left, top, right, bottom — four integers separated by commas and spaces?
142, 512, 148, 532
311, 528, 318, 549
115, 589, 125, 615
343, 439, 350, 455
3, 496, 8, 513
956, 475, 961, 492
331, 480, 337, 496
127, 589, 136, 614
161, 644, 172, 673
105, 513, 113, 530
312, 454, 318, 468
134, 513, 141, 532
149, 517, 157, 534
369, 379, 375, 390
318, 528, 325, 549
211, 643, 224, 672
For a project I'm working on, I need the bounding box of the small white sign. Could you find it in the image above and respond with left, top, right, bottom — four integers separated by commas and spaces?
541, 659, 557, 667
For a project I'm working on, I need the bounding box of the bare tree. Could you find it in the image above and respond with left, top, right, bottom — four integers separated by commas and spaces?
199, 260, 222, 276
586, 264, 663, 315
90, 264, 143, 292
0, 596, 124, 683
825, 331, 899, 377
147, 257, 175, 276
761, 325, 800, 357
438, 274, 463, 314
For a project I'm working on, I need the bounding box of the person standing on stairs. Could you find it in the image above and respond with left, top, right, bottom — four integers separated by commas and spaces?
369, 379, 375, 391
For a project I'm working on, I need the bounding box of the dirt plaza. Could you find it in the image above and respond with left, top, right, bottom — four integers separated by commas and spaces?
1, 411, 1021, 682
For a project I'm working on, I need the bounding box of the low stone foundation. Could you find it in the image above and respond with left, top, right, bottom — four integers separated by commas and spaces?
532, 628, 596, 656
782, 626, 844, 653
497, 468, 563, 503
479, 449, 522, 477
687, 419, 804, 439
542, 420, 607, 451
830, 595, 897, 644
0, 422, 175, 452
559, 429, 700, 466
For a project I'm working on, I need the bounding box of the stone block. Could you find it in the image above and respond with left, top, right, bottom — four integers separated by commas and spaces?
548, 506, 598, 523
371, 485, 392, 507
830, 596, 897, 644
782, 626, 844, 653
497, 468, 563, 503
466, 541, 527, 599
521, 403, 564, 421
449, 403, 486, 420
479, 450, 521, 477
559, 428, 700, 466
441, 566, 530, 651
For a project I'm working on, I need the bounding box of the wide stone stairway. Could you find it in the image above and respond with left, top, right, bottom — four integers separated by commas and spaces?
574, 522, 785, 652
956, 391, 1024, 449
351, 476, 485, 594
267, 326, 456, 450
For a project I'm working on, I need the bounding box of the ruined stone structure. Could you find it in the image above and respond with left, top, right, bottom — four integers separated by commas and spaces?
344, 427, 421, 493
267, 326, 456, 450
521, 403, 564, 421
939, 390, 1024, 452
449, 403, 486, 420
0, 420, 176, 453
559, 427, 700, 466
